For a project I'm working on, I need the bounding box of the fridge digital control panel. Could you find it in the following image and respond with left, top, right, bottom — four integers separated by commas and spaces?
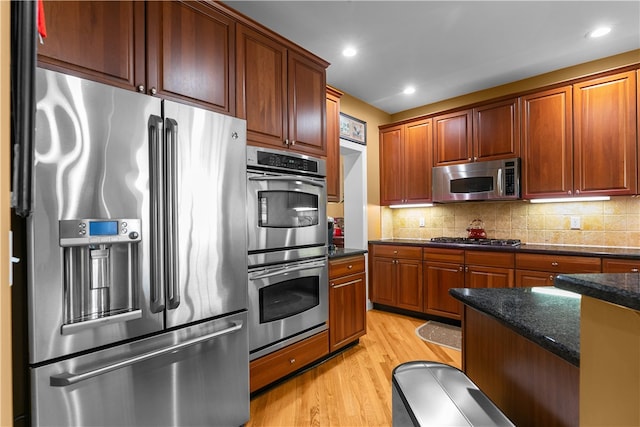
59, 219, 142, 246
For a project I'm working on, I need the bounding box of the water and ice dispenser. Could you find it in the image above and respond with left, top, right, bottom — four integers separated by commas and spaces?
59, 219, 143, 334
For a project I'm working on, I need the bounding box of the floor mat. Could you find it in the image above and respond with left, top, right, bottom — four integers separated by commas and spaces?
415, 321, 461, 351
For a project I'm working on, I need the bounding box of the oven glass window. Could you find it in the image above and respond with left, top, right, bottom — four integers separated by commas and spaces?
259, 276, 320, 323
257, 191, 319, 228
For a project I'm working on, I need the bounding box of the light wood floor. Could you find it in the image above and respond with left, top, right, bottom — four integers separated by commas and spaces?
247, 309, 462, 426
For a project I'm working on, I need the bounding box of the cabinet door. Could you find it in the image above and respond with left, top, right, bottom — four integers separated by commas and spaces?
515, 270, 555, 287
521, 86, 573, 198
424, 262, 463, 319
404, 119, 433, 203
370, 257, 395, 305
574, 71, 637, 196
146, 1, 234, 113
379, 125, 405, 205
287, 51, 327, 156
396, 259, 423, 312
236, 24, 288, 149
329, 272, 366, 352
473, 98, 520, 161
434, 110, 473, 166
466, 265, 514, 289
37, 1, 145, 90
326, 88, 342, 202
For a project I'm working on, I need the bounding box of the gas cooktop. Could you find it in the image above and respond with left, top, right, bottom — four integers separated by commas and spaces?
430, 237, 522, 247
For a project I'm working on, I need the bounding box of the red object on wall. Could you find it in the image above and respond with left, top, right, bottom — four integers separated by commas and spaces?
37, 0, 47, 38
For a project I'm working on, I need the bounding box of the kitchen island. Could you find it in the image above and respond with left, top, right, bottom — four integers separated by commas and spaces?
450, 286, 580, 427
554, 273, 640, 427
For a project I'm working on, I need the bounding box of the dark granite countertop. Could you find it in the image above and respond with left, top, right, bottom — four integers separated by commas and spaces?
450, 287, 581, 366
368, 238, 640, 259
328, 247, 367, 259
555, 273, 640, 312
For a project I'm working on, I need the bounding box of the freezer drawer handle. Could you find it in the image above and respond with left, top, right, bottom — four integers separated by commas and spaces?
248, 175, 325, 188
49, 321, 243, 387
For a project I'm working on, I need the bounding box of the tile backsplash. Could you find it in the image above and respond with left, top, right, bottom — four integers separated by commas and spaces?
382, 196, 640, 248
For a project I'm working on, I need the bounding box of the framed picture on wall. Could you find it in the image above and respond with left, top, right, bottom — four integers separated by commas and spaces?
339, 113, 366, 145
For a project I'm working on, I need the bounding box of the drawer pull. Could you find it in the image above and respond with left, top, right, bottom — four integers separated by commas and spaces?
393, 250, 398, 254
632, 268, 639, 273
551, 262, 559, 267
348, 265, 353, 269
289, 358, 296, 364
333, 279, 362, 289
549, 275, 554, 281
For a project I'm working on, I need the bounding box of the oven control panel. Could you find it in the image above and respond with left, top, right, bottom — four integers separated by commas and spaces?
247, 146, 326, 177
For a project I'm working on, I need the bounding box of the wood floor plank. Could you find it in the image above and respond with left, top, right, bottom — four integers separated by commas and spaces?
247, 309, 462, 426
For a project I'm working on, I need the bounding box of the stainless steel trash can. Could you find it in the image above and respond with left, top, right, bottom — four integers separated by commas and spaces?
392, 361, 514, 427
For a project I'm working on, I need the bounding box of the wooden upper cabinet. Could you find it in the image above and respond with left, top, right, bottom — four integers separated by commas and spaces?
146, 1, 235, 114
37, 1, 235, 114
37, 1, 145, 90
473, 98, 520, 162
379, 119, 432, 206
326, 87, 343, 202
434, 100, 519, 166
379, 124, 405, 205
573, 71, 637, 196
236, 24, 327, 156
434, 110, 473, 166
521, 86, 573, 198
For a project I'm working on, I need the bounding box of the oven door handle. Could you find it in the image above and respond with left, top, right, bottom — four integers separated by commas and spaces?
248, 175, 325, 188
249, 260, 327, 280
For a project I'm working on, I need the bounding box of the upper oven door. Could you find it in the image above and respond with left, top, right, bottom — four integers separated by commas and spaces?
247, 171, 327, 254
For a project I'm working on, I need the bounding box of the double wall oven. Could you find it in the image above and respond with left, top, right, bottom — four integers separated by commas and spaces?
246, 147, 328, 360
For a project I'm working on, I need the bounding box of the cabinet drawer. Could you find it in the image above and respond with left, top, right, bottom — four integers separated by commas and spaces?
516, 253, 601, 273
249, 331, 329, 393
329, 255, 365, 279
465, 250, 515, 268
372, 244, 422, 260
602, 258, 640, 273
423, 247, 464, 263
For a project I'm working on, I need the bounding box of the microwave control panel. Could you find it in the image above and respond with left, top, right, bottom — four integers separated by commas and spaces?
504, 160, 516, 196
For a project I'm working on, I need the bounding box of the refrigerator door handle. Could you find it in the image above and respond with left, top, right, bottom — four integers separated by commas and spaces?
49, 321, 244, 387
149, 115, 166, 313
165, 118, 180, 310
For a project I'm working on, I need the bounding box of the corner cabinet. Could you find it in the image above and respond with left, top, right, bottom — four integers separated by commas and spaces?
329, 255, 366, 352
379, 119, 433, 206
369, 245, 423, 312
38, 0, 236, 114
236, 23, 328, 156
326, 87, 343, 202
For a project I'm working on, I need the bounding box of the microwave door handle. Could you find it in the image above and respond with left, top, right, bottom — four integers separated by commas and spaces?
497, 168, 503, 196
49, 321, 243, 387
148, 115, 165, 313
165, 118, 180, 310
248, 175, 325, 188
249, 260, 327, 280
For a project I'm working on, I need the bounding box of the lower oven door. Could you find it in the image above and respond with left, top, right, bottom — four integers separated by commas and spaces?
248, 257, 328, 359
247, 170, 327, 254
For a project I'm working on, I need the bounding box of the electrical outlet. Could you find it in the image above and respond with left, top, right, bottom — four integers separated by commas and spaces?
419, 217, 425, 227
570, 216, 581, 229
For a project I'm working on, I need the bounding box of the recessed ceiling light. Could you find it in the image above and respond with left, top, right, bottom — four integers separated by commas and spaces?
588, 26, 611, 38
403, 86, 416, 95
342, 47, 357, 57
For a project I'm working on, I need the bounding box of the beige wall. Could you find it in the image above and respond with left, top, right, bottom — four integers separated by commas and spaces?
334, 92, 391, 240
1, 0, 12, 424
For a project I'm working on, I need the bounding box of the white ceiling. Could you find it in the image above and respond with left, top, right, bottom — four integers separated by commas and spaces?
223, 1, 640, 114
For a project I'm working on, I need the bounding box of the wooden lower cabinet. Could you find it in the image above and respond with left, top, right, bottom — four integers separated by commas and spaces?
369, 245, 423, 312
515, 253, 601, 286
423, 248, 464, 319
249, 331, 329, 393
602, 257, 640, 273
329, 255, 367, 352
465, 250, 514, 289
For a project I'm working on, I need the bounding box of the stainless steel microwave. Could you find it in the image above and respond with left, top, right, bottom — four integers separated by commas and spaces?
432, 158, 521, 202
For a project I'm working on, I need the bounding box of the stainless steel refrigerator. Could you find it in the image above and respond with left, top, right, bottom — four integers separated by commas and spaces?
27, 68, 249, 426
